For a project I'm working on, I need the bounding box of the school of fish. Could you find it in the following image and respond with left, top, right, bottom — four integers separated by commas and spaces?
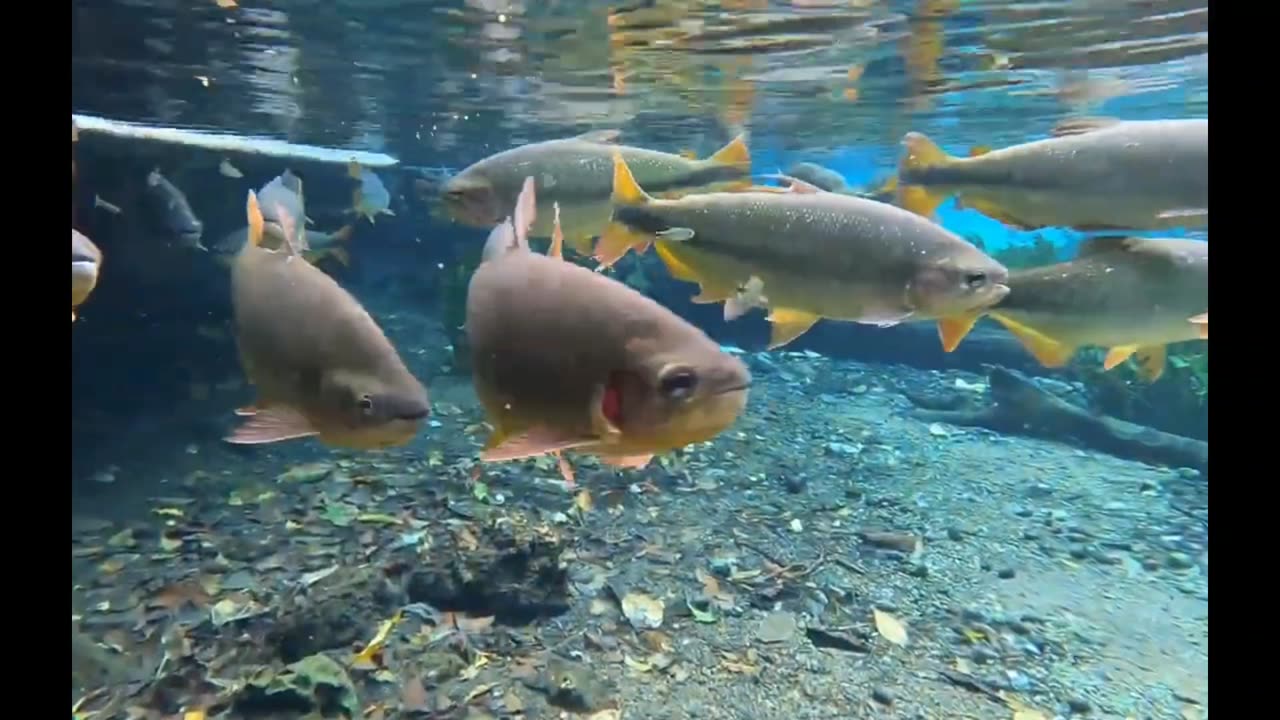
71, 110, 1207, 484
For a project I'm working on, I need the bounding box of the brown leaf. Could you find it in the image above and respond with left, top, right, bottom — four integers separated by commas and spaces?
400, 675, 430, 712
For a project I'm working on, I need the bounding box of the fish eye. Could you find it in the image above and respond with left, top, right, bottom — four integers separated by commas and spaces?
659, 369, 699, 399
964, 272, 987, 289
359, 394, 374, 414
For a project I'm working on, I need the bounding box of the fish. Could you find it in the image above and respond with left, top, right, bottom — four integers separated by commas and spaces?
442, 130, 752, 256
213, 224, 355, 268
348, 161, 395, 224
219, 158, 244, 179
72, 229, 103, 322
226, 189, 429, 449
465, 176, 751, 471
143, 169, 205, 250
601, 152, 1011, 350
939, 236, 1208, 382
896, 117, 1208, 231
258, 170, 309, 251
785, 162, 849, 192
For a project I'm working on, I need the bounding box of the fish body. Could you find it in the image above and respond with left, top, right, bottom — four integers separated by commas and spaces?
72, 229, 103, 321
143, 169, 205, 249
349, 163, 395, 223
785, 162, 849, 192
897, 118, 1208, 231
444, 131, 751, 255
466, 177, 750, 469
601, 153, 1010, 350
945, 236, 1208, 381
228, 191, 428, 449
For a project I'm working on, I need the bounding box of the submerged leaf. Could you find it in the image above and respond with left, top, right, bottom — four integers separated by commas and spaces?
872, 608, 909, 646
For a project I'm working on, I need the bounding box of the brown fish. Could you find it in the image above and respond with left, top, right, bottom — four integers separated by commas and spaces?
466, 177, 751, 471
941, 236, 1208, 381
226, 190, 429, 448
72, 229, 102, 322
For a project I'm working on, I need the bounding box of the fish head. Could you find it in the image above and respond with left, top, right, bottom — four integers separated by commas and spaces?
441, 171, 503, 227
317, 367, 430, 449
178, 217, 205, 247
72, 229, 103, 308
609, 333, 752, 452
908, 248, 1010, 318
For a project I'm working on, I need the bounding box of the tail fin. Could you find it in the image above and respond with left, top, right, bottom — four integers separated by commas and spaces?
896, 132, 953, 219
705, 133, 751, 171
246, 190, 264, 248
597, 153, 656, 269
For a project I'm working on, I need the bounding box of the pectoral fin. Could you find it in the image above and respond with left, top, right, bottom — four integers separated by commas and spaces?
937, 313, 982, 352
766, 308, 821, 349
224, 405, 319, 444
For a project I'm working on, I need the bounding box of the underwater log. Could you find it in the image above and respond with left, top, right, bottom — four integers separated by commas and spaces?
909, 367, 1208, 474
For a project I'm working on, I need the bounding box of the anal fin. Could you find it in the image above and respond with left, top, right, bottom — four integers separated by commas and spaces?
989, 313, 1076, 367
895, 185, 948, 220
766, 308, 821, 350
1103, 344, 1140, 371
224, 405, 319, 445
594, 223, 651, 270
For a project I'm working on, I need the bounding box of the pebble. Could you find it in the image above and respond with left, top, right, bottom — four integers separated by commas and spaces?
970, 646, 999, 664
871, 687, 893, 706
996, 567, 1016, 579
1166, 552, 1195, 570
946, 526, 965, 541
1068, 545, 1089, 560
1066, 697, 1092, 714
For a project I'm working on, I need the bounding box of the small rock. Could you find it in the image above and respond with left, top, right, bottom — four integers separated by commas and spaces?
996, 567, 1016, 580
1066, 696, 1092, 714
782, 475, 807, 494
871, 687, 893, 706
1142, 557, 1163, 572
1166, 552, 1195, 570
1068, 545, 1089, 560
970, 646, 999, 664
946, 526, 965, 541
757, 611, 798, 644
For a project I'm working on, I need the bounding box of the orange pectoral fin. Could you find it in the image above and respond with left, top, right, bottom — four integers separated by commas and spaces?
599, 453, 654, 469
480, 426, 598, 463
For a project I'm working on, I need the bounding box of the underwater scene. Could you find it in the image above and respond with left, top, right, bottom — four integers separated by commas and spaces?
71, 1, 1208, 719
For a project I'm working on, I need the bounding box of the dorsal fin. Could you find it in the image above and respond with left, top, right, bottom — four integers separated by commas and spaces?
513, 176, 537, 251
246, 190, 265, 248
1051, 116, 1122, 137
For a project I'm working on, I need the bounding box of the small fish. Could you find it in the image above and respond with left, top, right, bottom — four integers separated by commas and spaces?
213, 224, 355, 269
940, 236, 1208, 382
895, 117, 1208, 231
143, 169, 205, 250
257, 170, 308, 252
784, 162, 849, 192
443, 130, 751, 256
72, 229, 103, 321
348, 161, 395, 224
93, 194, 122, 215
227, 189, 429, 449
466, 176, 751, 472
219, 158, 244, 179
601, 152, 1010, 350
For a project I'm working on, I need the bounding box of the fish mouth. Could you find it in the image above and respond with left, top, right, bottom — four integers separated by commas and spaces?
716, 382, 752, 395
71, 256, 98, 269
396, 406, 430, 421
